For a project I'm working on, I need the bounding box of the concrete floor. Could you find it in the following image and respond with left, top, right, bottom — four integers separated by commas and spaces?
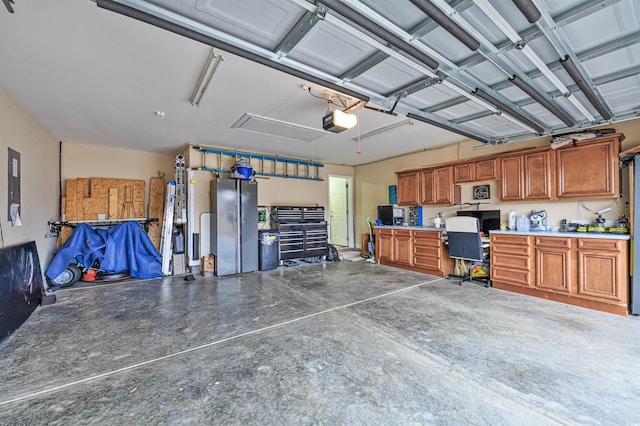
1, 260, 639, 425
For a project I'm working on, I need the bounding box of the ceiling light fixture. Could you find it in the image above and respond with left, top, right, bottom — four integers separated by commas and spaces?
351, 119, 413, 142
560, 55, 612, 121
408, 0, 480, 51
190, 48, 224, 107
407, 113, 489, 143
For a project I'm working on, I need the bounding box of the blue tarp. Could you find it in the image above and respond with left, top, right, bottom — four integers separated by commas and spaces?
46, 221, 162, 280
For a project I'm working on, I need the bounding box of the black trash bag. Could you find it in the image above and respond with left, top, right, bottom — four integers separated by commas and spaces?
326, 244, 340, 262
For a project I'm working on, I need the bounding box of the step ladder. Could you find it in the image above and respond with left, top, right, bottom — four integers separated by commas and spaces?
174, 155, 187, 224
160, 181, 176, 275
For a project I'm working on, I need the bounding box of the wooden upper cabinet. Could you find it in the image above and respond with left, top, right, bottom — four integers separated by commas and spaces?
434, 167, 454, 204
476, 158, 497, 180
396, 171, 420, 206
500, 149, 553, 201
419, 169, 435, 204
454, 159, 497, 183
453, 163, 474, 183
418, 167, 453, 205
524, 150, 554, 200
500, 155, 524, 201
556, 136, 621, 199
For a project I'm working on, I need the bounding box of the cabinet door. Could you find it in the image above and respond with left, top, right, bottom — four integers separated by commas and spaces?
535, 237, 573, 293
499, 156, 524, 201
419, 169, 435, 204
453, 163, 474, 183
577, 239, 626, 302
524, 151, 553, 200
397, 172, 420, 206
556, 139, 619, 199
393, 230, 412, 265
476, 159, 497, 180
434, 167, 453, 204
376, 229, 394, 262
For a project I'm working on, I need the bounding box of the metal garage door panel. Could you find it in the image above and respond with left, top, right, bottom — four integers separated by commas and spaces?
286, 22, 377, 76
352, 58, 425, 94
147, 0, 304, 50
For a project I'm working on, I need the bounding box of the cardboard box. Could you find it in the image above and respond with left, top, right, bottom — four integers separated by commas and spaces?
200, 255, 216, 276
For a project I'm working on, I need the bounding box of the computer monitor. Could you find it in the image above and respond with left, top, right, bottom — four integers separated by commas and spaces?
456, 210, 501, 234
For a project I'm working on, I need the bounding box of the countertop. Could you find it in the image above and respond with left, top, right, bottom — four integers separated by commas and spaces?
375, 225, 630, 240
489, 229, 630, 240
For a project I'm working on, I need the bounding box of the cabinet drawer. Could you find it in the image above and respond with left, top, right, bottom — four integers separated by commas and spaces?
535, 236, 572, 249
492, 252, 531, 270
394, 229, 411, 237
413, 245, 440, 258
414, 255, 442, 270
413, 236, 441, 248
491, 234, 531, 246
492, 244, 531, 256
491, 266, 532, 287
577, 238, 623, 252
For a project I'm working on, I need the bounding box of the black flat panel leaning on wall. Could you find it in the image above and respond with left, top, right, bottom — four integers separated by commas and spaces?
0, 241, 44, 341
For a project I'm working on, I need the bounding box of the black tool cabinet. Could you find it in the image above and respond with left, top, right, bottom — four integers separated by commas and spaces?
273, 206, 328, 260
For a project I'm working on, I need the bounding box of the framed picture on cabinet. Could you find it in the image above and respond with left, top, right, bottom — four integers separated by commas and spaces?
473, 184, 490, 200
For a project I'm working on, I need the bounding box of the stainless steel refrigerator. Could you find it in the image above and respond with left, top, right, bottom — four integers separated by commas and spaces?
210, 179, 258, 276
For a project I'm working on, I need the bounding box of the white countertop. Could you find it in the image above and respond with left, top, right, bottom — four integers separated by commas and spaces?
376, 225, 630, 240
489, 229, 630, 240
375, 225, 443, 231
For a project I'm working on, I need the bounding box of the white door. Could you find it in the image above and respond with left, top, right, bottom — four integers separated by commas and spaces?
329, 176, 349, 247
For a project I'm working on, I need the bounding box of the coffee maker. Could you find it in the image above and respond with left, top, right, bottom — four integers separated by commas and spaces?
529, 210, 547, 232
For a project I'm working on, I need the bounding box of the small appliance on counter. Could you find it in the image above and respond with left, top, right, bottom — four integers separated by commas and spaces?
529, 210, 547, 232
408, 206, 422, 226
377, 205, 404, 226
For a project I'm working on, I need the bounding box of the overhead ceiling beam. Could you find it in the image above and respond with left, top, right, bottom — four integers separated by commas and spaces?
456, 0, 625, 70
530, 0, 613, 120
319, 0, 439, 70
95, 0, 370, 102
332, 0, 552, 133
274, 9, 323, 55
340, 51, 389, 81
408, 0, 480, 51
407, 113, 490, 143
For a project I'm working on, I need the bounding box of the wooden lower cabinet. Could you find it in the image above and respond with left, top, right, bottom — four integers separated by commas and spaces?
577, 239, 627, 302
492, 233, 629, 315
535, 236, 573, 293
375, 228, 452, 276
393, 229, 412, 266
376, 229, 394, 263
491, 234, 532, 287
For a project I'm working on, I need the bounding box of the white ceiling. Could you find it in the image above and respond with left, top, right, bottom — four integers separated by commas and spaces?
1, 0, 639, 166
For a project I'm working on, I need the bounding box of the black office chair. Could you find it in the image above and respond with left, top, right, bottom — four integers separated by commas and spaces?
445, 216, 491, 287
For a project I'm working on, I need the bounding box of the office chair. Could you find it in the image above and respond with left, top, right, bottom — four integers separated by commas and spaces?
445, 216, 491, 287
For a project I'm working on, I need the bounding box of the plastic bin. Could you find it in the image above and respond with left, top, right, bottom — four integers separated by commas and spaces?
258, 231, 280, 271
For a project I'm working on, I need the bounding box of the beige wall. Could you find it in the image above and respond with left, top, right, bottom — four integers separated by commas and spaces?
0, 87, 59, 269
61, 143, 176, 215
186, 144, 354, 235
354, 119, 640, 242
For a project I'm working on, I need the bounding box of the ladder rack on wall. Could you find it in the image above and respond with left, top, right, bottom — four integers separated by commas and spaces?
193, 146, 324, 181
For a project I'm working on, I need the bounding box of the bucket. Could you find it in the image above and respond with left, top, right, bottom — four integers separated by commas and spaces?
231, 159, 253, 180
